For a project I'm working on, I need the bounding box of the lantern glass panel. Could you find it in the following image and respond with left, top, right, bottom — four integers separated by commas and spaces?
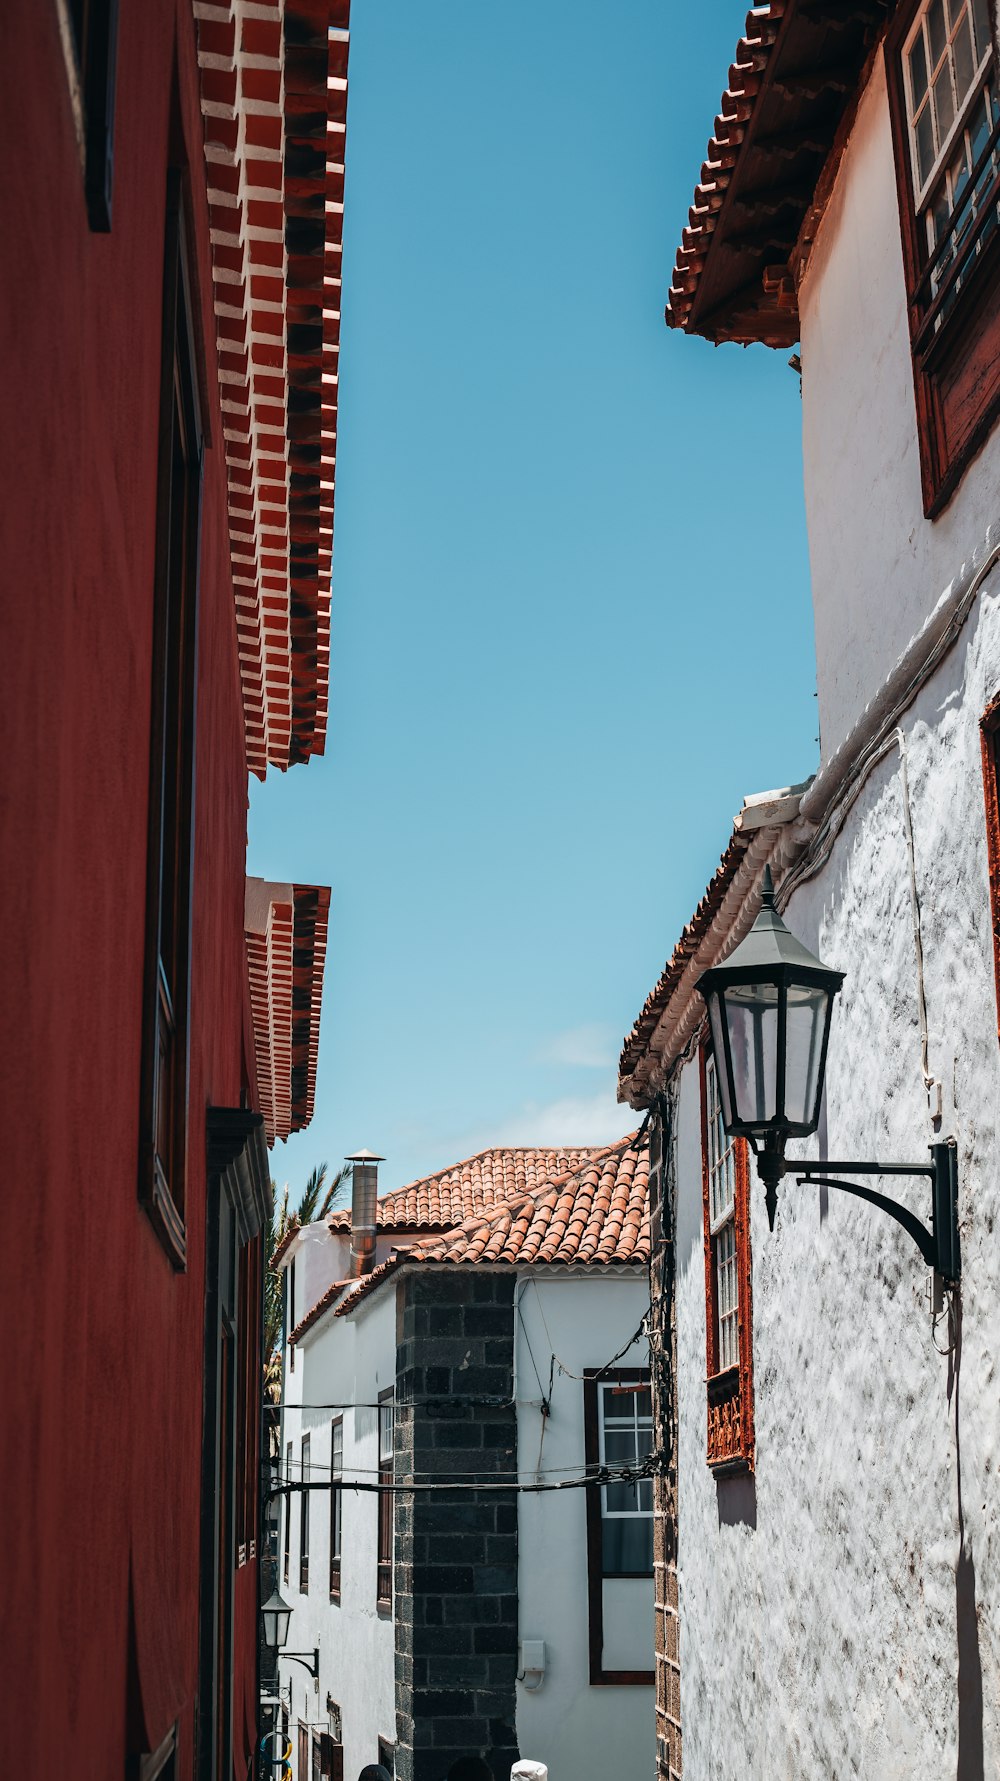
784, 982, 831, 1130
261, 1591, 291, 1648
723, 980, 780, 1127
707, 993, 735, 1129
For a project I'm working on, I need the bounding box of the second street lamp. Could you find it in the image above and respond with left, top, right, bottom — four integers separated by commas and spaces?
261, 1586, 292, 1651
696, 868, 960, 1282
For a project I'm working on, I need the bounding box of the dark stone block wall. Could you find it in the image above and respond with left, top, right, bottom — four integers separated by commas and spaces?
394, 1271, 520, 1781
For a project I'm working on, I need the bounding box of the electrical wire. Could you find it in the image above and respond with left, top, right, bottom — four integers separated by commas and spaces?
266, 1452, 666, 1499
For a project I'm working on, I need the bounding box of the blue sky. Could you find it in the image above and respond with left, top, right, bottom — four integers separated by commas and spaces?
248, 1, 817, 1203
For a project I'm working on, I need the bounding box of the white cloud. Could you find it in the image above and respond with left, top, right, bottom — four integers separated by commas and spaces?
538, 1022, 619, 1070
475, 1085, 637, 1150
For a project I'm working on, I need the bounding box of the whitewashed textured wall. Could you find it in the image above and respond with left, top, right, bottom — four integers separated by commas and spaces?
671, 454, 1000, 1781
669, 24, 1000, 1766
798, 47, 1000, 762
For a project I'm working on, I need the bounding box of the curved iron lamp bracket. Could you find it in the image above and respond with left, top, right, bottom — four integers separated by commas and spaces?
283, 1649, 320, 1680
779, 1141, 960, 1281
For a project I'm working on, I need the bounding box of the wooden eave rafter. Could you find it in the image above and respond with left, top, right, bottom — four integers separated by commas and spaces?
666, 0, 891, 347
245, 876, 330, 1143
195, 1, 349, 776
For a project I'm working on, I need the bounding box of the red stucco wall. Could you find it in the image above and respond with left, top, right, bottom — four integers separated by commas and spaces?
1, 4, 259, 1775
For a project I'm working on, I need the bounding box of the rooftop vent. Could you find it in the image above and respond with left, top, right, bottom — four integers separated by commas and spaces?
346, 1150, 384, 1277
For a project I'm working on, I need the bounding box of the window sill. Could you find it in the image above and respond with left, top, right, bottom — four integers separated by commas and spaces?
140, 1156, 187, 1271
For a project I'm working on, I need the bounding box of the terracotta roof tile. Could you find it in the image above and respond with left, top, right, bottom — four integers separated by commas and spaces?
618, 831, 752, 1093
329, 1135, 650, 1321
327, 1145, 602, 1233
288, 1277, 346, 1345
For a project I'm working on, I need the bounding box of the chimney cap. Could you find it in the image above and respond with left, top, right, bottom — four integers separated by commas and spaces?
345, 1149, 385, 1163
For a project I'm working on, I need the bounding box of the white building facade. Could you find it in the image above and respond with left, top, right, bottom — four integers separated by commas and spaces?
621, 2, 1000, 1778
274, 1143, 654, 1781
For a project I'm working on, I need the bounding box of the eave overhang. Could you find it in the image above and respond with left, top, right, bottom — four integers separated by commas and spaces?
196, 0, 349, 775
245, 875, 330, 1142
666, 0, 890, 347
618, 784, 813, 1107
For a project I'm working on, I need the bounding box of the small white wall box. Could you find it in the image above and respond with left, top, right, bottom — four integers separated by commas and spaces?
518, 1641, 546, 1690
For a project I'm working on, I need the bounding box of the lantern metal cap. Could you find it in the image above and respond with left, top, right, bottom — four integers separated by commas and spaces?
698, 867, 845, 990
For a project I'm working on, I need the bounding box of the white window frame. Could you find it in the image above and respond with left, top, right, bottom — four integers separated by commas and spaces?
902, 0, 995, 207
706, 1054, 739, 1373
597, 1380, 654, 1530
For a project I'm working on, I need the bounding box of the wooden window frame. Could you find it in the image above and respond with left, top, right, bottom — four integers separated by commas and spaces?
129, 1721, 177, 1781
885, 0, 1000, 516
55, 0, 119, 229
138, 170, 204, 1270
700, 1046, 755, 1476
318, 1727, 344, 1781
299, 1435, 311, 1593
329, 1416, 343, 1600
234, 1243, 260, 1565
981, 691, 1000, 1037
298, 1723, 309, 1781
283, 1440, 292, 1585
583, 1367, 655, 1688
376, 1390, 394, 1612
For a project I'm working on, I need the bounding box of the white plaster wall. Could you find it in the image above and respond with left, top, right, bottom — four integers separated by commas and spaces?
798, 48, 1000, 761
514, 1270, 654, 1781
672, 579, 1000, 1777
280, 1283, 397, 1781
287, 1222, 410, 1327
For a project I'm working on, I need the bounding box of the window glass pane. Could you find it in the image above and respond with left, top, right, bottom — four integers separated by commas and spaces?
602, 1515, 653, 1575
715, 1221, 739, 1371
602, 1385, 652, 1424
379, 1400, 394, 1464
935, 60, 957, 137
970, 86, 993, 160
916, 100, 937, 183
604, 1428, 638, 1466
971, 0, 991, 60
953, 12, 976, 100
605, 1477, 640, 1514
706, 1056, 737, 1226
909, 27, 929, 107
929, 0, 948, 67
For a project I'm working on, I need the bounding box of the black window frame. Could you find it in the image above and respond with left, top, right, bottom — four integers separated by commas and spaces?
583, 1367, 655, 1688
329, 1416, 343, 1600
283, 1440, 292, 1586
138, 170, 203, 1271
61, 0, 119, 229
376, 1391, 393, 1611
299, 1434, 311, 1593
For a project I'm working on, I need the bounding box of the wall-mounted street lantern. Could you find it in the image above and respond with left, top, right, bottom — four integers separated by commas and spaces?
261, 1586, 292, 1651
697, 869, 960, 1281
261, 1587, 320, 1680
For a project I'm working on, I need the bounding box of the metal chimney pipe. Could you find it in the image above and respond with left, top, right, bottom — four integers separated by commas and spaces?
346, 1150, 384, 1277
